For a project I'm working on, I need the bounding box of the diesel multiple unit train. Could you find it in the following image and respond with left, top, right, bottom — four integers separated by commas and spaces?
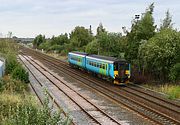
68, 51, 131, 84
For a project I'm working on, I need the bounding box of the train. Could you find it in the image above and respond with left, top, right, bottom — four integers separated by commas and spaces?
68, 51, 131, 84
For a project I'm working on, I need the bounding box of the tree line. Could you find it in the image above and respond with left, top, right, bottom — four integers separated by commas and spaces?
33, 3, 180, 83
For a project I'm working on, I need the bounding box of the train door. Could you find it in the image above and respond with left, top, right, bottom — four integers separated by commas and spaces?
118, 63, 125, 78
114, 62, 118, 77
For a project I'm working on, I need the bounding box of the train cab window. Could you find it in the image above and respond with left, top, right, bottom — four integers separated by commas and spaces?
125, 63, 129, 70
114, 63, 118, 70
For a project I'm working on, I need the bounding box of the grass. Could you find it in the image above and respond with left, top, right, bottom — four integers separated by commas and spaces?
0, 39, 72, 125
44, 51, 68, 61
143, 84, 180, 100
0, 92, 72, 125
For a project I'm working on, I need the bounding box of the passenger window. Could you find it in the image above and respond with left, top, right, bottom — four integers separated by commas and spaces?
97, 63, 100, 68
103, 64, 105, 69
94, 62, 97, 67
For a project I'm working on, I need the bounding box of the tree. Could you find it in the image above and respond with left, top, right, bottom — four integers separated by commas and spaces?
33, 34, 46, 49
69, 26, 93, 51
95, 31, 126, 57
125, 3, 156, 63
85, 39, 99, 54
7, 31, 13, 38
51, 33, 69, 45
169, 63, 180, 82
159, 10, 173, 30
96, 23, 106, 37
138, 29, 180, 81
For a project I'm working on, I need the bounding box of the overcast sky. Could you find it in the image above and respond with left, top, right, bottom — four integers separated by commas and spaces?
0, 0, 179, 38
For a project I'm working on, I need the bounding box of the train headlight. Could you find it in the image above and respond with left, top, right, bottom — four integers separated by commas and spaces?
125, 70, 129, 74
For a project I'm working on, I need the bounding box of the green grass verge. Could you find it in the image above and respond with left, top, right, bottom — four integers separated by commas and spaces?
143, 84, 180, 100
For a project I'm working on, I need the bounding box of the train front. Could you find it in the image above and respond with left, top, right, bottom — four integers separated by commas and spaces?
113, 61, 131, 84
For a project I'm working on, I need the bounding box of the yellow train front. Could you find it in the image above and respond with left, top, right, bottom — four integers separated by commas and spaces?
113, 61, 131, 85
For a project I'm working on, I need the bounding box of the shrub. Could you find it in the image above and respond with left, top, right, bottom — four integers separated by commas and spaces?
0, 78, 4, 92
169, 63, 180, 82
5, 54, 19, 74
1, 76, 28, 93
11, 65, 29, 83
0, 94, 72, 125
48, 44, 64, 52
167, 86, 180, 99
0, 39, 18, 55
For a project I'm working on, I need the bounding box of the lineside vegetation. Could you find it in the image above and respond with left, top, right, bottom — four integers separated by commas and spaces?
0, 39, 72, 124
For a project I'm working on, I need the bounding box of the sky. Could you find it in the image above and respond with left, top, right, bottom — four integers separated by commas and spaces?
0, 0, 179, 38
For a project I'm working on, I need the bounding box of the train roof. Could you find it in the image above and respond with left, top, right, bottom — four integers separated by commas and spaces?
69, 51, 88, 56
87, 54, 127, 63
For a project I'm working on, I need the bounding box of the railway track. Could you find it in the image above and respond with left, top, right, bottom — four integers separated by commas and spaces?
19, 54, 122, 125
19, 55, 74, 125
20, 47, 180, 125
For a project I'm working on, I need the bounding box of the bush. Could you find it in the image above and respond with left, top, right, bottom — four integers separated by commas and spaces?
5, 54, 19, 74
11, 65, 29, 83
39, 41, 51, 51
0, 94, 72, 125
85, 39, 99, 54
48, 45, 64, 52
167, 86, 180, 99
0, 39, 18, 55
169, 63, 180, 82
1, 76, 28, 93
0, 78, 4, 92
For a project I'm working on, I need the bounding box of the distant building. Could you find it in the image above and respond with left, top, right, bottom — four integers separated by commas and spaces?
12, 36, 34, 44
